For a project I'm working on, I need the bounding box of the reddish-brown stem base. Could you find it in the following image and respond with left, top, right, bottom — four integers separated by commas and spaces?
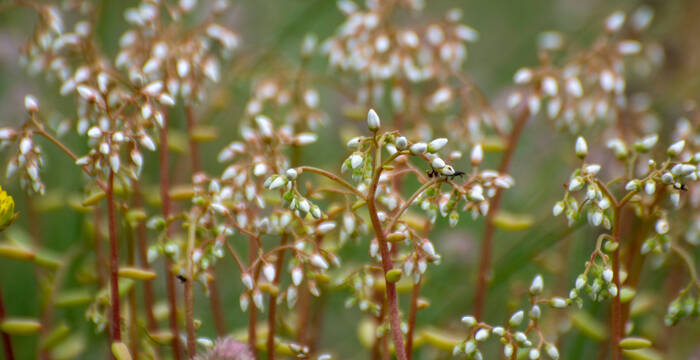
473, 108, 530, 320
160, 123, 183, 360
107, 170, 122, 343
208, 275, 227, 336
266, 236, 288, 360
405, 279, 421, 359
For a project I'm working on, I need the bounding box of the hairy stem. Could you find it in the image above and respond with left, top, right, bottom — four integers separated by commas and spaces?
107, 170, 122, 343
160, 123, 183, 360
473, 108, 529, 320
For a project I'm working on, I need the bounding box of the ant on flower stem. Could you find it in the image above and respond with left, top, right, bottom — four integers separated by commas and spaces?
426, 168, 466, 180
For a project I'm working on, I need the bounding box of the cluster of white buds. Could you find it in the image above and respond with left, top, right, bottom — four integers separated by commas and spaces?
508, 7, 663, 134
244, 66, 327, 132
324, 3, 477, 82
455, 275, 563, 359
117, 0, 238, 103
568, 260, 622, 304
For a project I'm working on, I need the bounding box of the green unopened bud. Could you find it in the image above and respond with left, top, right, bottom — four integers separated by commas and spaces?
604, 240, 619, 253
118, 266, 157, 281
385, 269, 402, 283
0, 244, 35, 261
619, 337, 652, 350
111, 341, 133, 360
0, 318, 42, 335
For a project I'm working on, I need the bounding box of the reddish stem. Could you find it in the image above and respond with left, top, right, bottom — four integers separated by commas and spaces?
367, 172, 407, 360
267, 235, 288, 359
107, 170, 122, 343
126, 227, 138, 357
610, 206, 623, 360
473, 108, 530, 320
186, 104, 227, 336
185, 216, 197, 358
208, 277, 226, 336
248, 235, 259, 359
0, 279, 15, 360
160, 123, 183, 360
132, 182, 158, 331
405, 279, 421, 359
185, 105, 201, 174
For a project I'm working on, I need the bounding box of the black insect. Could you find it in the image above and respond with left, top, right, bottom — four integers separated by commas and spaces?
176, 274, 187, 283
446, 171, 466, 180
426, 168, 466, 180
673, 183, 688, 191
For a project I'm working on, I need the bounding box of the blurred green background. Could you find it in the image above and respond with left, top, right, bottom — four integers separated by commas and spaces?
1, 0, 700, 359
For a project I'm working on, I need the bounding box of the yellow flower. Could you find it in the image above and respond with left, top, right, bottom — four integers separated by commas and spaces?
0, 185, 15, 227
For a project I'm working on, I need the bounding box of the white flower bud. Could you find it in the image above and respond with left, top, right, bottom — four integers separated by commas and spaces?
667, 140, 685, 157
440, 165, 455, 176
292, 267, 303, 286
530, 274, 543, 295
529, 348, 540, 359
263, 263, 276, 282
545, 344, 560, 360
311, 253, 329, 270
655, 218, 668, 235
410, 142, 428, 155
253, 289, 264, 310
431, 157, 446, 169
461, 315, 476, 327
395, 136, 408, 150
241, 273, 254, 290
267, 176, 286, 190
142, 81, 163, 97
24, 95, 39, 113
644, 180, 655, 195
542, 76, 558, 96
109, 154, 120, 172
513, 68, 533, 84
575, 136, 588, 158
428, 138, 448, 152
87, 126, 103, 138
509, 310, 524, 327
286, 168, 298, 180
471, 143, 483, 166
552, 201, 565, 216
367, 108, 381, 131
474, 328, 489, 342
350, 154, 363, 169
346, 137, 362, 149
550, 297, 567, 308
603, 268, 614, 283
316, 221, 336, 234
